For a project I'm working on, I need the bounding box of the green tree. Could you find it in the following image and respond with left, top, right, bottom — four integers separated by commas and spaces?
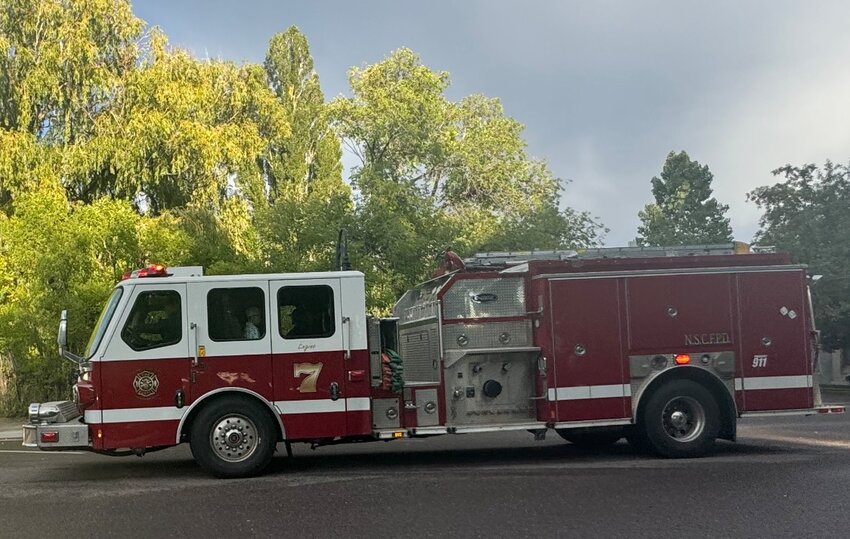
748, 161, 850, 352
258, 26, 350, 272
637, 151, 733, 246
331, 48, 602, 308
0, 0, 141, 142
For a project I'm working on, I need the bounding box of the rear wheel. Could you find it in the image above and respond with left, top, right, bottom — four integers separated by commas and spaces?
556, 427, 623, 448
642, 380, 720, 458
190, 396, 276, 478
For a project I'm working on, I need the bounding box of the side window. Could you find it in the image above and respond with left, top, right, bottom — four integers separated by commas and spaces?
207, 287, 266, 341
121, 290, 182, 351
278, 285, 335, 339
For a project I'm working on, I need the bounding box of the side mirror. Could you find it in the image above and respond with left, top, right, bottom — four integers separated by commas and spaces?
57, 309, 68, 354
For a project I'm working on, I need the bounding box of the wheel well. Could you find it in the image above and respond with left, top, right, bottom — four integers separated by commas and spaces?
179, 392, 284, 443
634, 367, 737, 441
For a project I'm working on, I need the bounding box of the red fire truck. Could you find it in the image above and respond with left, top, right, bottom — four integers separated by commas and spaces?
23, 244, 844, 477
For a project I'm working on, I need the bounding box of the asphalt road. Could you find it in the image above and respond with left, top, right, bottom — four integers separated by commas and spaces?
2, 392, 850, 539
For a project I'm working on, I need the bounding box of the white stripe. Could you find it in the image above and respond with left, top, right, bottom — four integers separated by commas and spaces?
84, 397, 372, 425
85, 407, 184, 424
346, 397, 371, 411
275, 397, 370, 414
548, 384, 631, 402
735, 375, 812, 391
276, 399, 346, 414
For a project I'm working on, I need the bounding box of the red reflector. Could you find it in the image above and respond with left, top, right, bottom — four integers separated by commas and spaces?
674, 354, 691, 365
41, 431, 59, 443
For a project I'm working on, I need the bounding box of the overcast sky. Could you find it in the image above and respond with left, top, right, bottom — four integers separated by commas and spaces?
135, 1, 850, 246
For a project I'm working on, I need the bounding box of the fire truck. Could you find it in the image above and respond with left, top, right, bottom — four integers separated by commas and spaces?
23, 243, 844, 477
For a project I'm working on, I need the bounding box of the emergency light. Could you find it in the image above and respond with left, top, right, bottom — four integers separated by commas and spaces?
122, 264, 170, 280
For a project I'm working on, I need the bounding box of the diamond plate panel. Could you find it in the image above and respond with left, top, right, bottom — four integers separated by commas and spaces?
443, 278, 525, 320
442, 320, 532, 350
399, 323, 440, 383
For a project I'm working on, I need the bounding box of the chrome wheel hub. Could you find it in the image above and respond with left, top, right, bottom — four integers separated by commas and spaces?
211, 414, 258, 463
661, 396, 705, 443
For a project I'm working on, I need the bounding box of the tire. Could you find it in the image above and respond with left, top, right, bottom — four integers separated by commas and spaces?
556, 427, 624, 448
642, 379, 720, 458
190, 396, 276, 478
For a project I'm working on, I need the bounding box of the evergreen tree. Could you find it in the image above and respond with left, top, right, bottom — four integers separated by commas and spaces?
637, 151, 733, 246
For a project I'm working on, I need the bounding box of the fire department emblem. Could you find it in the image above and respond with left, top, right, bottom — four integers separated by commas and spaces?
133, 371, 160, 399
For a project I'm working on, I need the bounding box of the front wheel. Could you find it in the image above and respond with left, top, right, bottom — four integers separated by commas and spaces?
190, 397, 276, 478
642, 380, 720, 458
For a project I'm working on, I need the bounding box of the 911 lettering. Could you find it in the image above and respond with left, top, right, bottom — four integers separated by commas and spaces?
752, 355, 768, 368
293, 362, 323, 393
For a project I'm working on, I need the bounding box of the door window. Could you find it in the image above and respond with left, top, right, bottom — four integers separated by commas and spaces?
121, 290, 182, 350
207, 287, 266, 341
278, 285, 335, 339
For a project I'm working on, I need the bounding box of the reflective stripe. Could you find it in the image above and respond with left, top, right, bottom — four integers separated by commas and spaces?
547, 384, 631, 402
274, 397, 371, 415
84, 397, 372, 424
346, 397, 371, 411
735, 375, 812, 391
85, 407, 183, 424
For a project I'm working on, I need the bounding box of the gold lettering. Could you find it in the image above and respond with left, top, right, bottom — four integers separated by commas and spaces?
293, 362, 323, 393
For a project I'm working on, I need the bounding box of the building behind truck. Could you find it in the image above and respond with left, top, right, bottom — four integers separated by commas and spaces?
24, 244, 844, 477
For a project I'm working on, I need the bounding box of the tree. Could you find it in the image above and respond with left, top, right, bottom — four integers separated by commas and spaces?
637, 151, 733, 246
331, 48, 603, 308
258, 27, 350, 273
748, 161, 850, 352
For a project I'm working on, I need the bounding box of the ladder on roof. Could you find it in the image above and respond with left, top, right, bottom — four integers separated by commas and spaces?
464, 242, 770, 268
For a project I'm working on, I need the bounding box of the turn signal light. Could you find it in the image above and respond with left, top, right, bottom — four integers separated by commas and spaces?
674, 354, 691, 365
41, 431, 59, 443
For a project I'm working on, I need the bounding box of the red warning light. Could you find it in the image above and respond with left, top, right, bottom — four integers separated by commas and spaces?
123, 264, 170, 280
674, 354, 691, 365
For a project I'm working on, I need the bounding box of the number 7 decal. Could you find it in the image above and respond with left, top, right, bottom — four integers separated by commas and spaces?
293, 362, 323, 393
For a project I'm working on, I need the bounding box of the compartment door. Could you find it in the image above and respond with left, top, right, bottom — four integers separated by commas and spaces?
737, 271, 812, 411
548, 278, 628, 422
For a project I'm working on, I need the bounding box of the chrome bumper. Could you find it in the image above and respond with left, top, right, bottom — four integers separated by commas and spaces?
23, 400, 90, 450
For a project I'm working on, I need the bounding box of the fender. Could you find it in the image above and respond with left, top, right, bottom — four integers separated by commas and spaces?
631, 365, 738, 423
175, 387, 286, 444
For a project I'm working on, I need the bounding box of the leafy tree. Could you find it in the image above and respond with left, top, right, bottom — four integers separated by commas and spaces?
748, 161, 850, 352
0, 0, 141, 142
258, 27, 350, 273
331, 48, 603, 308
637, 151, 733, 246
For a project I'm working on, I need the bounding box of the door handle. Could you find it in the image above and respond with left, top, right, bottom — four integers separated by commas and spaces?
190, 322, 199, 366
329, 382, 340, 401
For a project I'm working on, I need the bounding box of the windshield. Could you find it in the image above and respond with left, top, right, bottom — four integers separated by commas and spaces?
84, 287, 124, 358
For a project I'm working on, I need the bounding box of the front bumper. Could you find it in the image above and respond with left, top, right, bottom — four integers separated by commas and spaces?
23, 401, 91, 450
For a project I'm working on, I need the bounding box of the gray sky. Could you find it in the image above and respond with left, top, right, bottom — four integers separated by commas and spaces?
135, 1, 850, 246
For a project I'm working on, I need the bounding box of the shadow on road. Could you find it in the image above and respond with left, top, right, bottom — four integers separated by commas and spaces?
6, 436, 801, 483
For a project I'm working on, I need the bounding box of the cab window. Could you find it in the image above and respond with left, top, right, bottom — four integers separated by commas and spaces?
121, 290, 182, 350
278, 285, 335, 339
207, 287, 266, 341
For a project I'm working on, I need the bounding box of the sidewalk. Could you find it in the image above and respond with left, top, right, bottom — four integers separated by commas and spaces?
0, 417, 24, 441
